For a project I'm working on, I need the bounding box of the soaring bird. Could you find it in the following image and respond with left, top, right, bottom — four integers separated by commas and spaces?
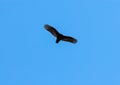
44, 24, 77, 44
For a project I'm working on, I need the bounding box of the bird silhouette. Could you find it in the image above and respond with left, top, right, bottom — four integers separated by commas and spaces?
44, 24, 77, 44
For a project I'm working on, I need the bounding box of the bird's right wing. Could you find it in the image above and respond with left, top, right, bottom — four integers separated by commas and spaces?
44, 24, 60, 37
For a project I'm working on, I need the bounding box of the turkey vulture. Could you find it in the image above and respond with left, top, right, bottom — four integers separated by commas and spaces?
44, 24, 77, 44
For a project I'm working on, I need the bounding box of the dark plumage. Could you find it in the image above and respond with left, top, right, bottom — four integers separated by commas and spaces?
44, 24, 77, 44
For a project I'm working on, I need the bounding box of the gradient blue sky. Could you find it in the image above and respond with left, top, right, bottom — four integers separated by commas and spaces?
0, 0, 120, 85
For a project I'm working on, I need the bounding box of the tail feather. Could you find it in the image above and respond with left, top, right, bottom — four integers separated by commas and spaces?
56, 37, 61, 43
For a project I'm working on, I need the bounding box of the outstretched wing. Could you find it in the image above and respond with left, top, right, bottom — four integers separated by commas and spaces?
62, 36, 77, 44
44, 24, 60, 37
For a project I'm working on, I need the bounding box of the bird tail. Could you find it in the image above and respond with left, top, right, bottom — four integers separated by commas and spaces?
56, 37, 61, 43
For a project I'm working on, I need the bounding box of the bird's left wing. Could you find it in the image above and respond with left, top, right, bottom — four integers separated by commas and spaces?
62, 36, 77, 44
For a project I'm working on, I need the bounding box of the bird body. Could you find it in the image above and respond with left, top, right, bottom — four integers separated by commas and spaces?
44, 24, 77, 44
56, 34, 63, 43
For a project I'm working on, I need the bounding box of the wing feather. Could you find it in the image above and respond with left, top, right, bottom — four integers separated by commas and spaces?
44, 24, 60, 37
62, 36, 77, 43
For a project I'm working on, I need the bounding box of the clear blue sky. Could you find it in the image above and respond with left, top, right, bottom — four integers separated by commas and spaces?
0, 0, 120, 85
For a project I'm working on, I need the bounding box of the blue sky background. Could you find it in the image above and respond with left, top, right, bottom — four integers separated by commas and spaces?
0, 0, 120, 85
